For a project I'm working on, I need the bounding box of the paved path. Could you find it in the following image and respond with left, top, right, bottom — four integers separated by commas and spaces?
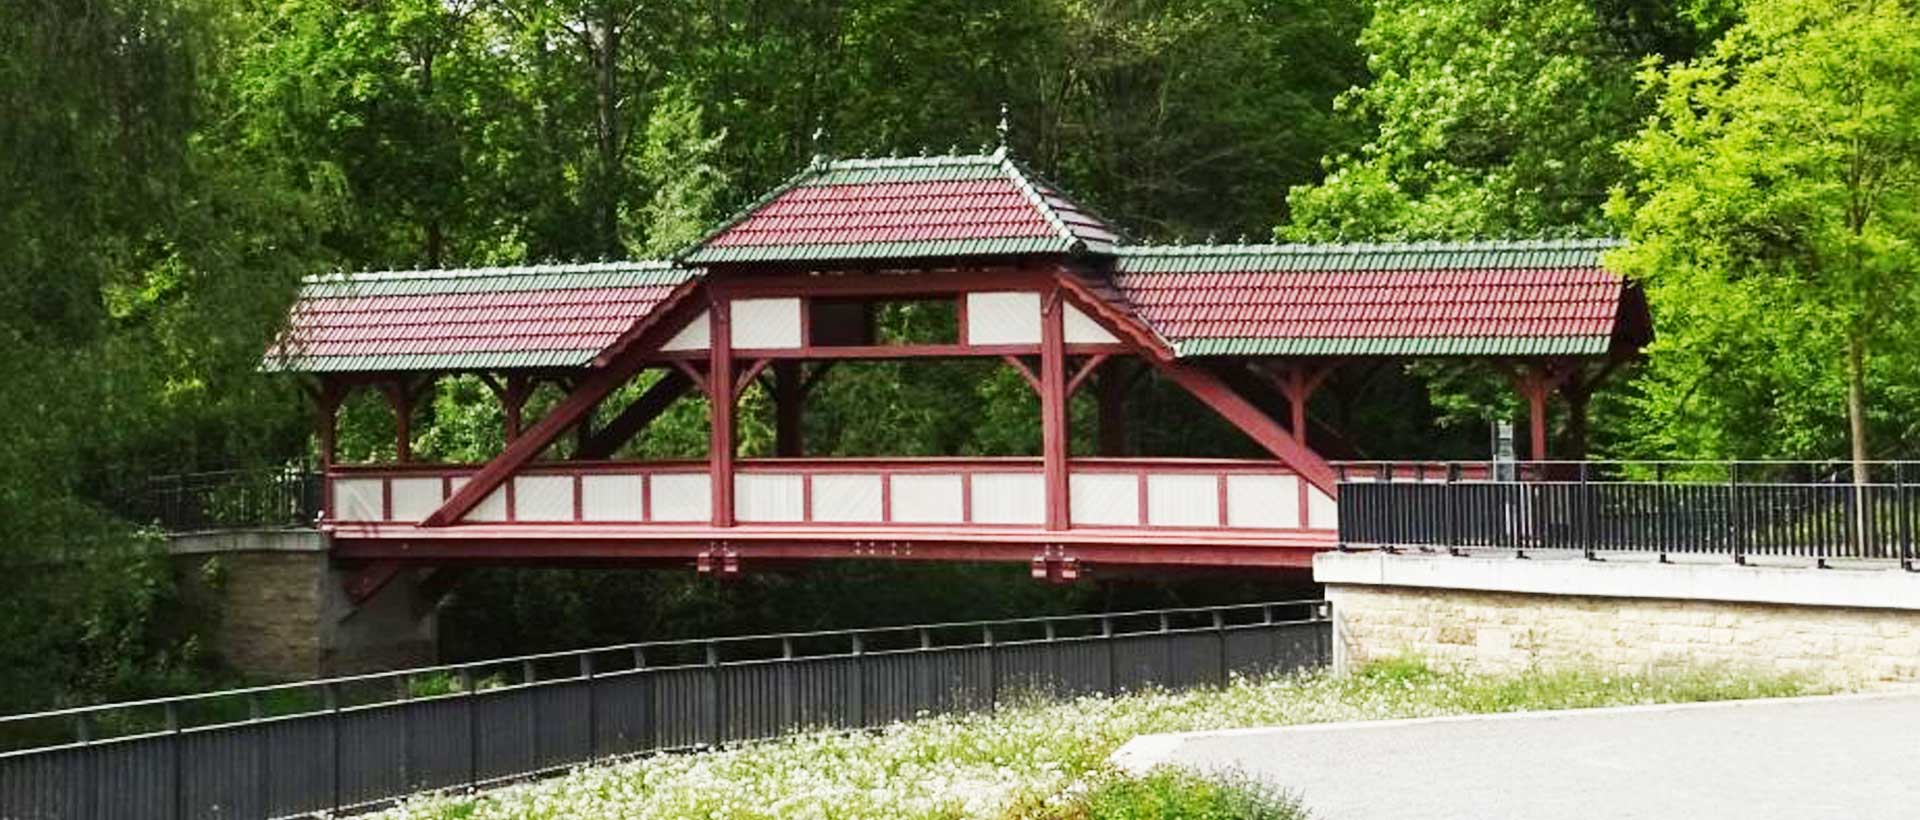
1111, 693, 1920, 820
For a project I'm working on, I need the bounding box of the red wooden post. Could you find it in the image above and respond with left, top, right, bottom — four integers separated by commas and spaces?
1507, 362, 1574, 463
1095, 360, 1131, 457
315, 379, 343, 468
709, 295, 736, 527
382, 380, 418, 463
503, 375, 529, 442
773, 361, 804, 457
1040, 287, 1070, 530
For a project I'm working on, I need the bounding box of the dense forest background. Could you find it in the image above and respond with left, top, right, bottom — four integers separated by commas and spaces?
2, 0, 1914, 712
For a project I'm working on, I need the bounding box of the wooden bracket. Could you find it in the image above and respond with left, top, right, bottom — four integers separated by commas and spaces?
1002, 354, 1041, 392
1066, 353, 1110, 397
733, 358, 772, 400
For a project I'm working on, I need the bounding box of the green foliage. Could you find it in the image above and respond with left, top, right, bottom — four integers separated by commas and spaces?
1607, 0, 1920, 461
1044, 769, 1307, 820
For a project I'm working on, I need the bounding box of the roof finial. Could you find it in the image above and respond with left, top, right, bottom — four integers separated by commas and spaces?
996, 102, 1010, 149
810, 114, 829, 161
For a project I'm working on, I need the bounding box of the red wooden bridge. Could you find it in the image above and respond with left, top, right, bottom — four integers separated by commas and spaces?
268, 145, 1647, 597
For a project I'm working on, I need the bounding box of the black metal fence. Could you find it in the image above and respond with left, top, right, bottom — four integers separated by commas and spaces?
0, 600, 1330, 820
116, 466, 322, 532
1337, 461, 1920, 568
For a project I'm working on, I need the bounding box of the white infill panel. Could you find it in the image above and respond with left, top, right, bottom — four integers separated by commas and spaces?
1306, 486, 1338, 529
965, 292, 1042, 345
581, 474, 644, 521
971, 473, 1045, 524
513, 476, 574, 522
1226, 474, 1299, 529
736, 473, 805, 522
1147, 474, 1219, 527
388, 478, 445, 523
649, 473, 710, 522
890, 474, 964, 523
1070, 473, 1140, 526
452, 477, 508, 523
729, 298, 803, 349
331, 478, 385, 522
812, 474, 883, 523
1063, 302, 1119, 344
660, 310, 710, 352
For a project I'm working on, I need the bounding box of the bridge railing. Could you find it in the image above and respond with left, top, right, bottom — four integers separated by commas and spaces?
118, 465, 322, 532
1337, 460, 1920, 569
0, 599, 1331, 820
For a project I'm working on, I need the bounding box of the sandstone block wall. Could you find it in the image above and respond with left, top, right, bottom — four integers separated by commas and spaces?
171, 531, 437, 680
1327, 584, 1920, 685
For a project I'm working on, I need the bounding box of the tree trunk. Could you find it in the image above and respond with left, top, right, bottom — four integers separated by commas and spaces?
1848, 332, 1870, 484
593, 5, 621, 256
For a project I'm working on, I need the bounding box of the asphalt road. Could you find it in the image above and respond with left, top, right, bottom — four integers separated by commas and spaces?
1110, 693, 1920, 820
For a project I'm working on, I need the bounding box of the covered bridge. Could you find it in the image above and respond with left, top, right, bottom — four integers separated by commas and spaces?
268, 146, 1648, 591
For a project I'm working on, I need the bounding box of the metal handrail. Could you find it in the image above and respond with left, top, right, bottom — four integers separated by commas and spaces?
0, 598, 1328, 751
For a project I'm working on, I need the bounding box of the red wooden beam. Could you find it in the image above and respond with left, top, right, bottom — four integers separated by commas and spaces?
733, 357, 772, 400
575, 369, 694, 460
709, 296, 736, 527
1001, 354, 1041, 392
420, 303, 705, 527
1152, 363, 1340, 498
1050, 272, 1337, 497
1505, 361, 1575, 461
1066, 353, 1110, 397
309, 378, 344, 468
1040, 288, 1070, 530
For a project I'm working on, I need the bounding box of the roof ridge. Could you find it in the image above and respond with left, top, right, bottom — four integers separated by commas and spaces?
996, 150, 1084, 253
303, 259, 685, 285
1005, 157, 1131, 247
1116, 237, 1624, 257
820, 151, 1003, 171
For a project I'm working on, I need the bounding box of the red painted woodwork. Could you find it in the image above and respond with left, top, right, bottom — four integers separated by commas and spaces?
420, 304, 702, 526
576, 369, 693, 459
1152, 363, 1339, 497
1508, 362, 1575, 461
773, 362, 804, 457
1066, 353, 1109, 397
1040, 288, 1070, 530
708, 296, 735, 527
330, 523, 1329, 570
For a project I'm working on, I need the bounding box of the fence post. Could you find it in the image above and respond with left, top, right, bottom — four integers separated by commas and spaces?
1101, 616, 1116, 694
981, 626, 996, 711
249, 692, 267, 818
166, 702, 183, 820
1212, 609, 1228, 685
706, 642, 723, 745
580, 653, 597, 762
1729, 463, 1746, 566
1578, 462, 1596, 561
1445, 463, 1461, 556
849, 634, 866, 728
780, 637, 796, 731
522, 660, 539, 767
1334, 463, 1350, 551
460, 667, 477, 791
1900, 464, 1914, 571
635, 648, 655, 752
324, 682, 341, 814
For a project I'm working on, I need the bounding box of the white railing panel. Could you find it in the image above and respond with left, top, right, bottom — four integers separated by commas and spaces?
514, 476, 574, 522
332, 478, 385, 522
736, 473, 805, 522
971, 472, 1045, 524
890, 474, 964, 523
581, 474, 644, 522
812, 474, 883, 522
1070, 473, 1140, 526
1146, 474, 1219, 527
649, 473, 711, 522
1226, 474, 1299, 529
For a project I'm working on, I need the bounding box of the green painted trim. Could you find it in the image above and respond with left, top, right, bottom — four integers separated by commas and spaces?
684, 235, 1070, 263
1115, 239, 1621, 274
812, 162, 1004, 186
1172, 336, 1610, 357
262, 348, 601, 373
301, 263, 697, 299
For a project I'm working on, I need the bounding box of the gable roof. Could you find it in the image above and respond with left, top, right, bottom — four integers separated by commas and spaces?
1112, 239, 1633, 357
265, 261, 698, 373
680, 148, 1121, 264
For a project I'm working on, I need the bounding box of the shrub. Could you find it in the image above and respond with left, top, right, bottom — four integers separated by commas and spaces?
1018, 769, 1307, 820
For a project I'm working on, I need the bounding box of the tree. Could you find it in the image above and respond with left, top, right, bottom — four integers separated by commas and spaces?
1608, 0, 1920, 477
1282, 0, 1711, 240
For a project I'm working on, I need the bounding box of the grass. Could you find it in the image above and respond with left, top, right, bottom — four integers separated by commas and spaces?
370, 658, 1824, 820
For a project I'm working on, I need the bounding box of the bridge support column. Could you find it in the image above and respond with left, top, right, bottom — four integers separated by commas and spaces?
1040, 287, 1070, 530
169, 530, 439, 679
